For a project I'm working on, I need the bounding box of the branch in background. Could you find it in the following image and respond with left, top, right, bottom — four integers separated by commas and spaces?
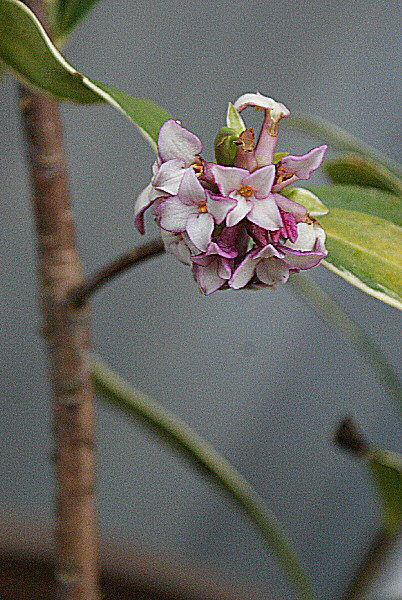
334, 419, 401, 600
70, 239, 165, 306
19, 1, 99, 598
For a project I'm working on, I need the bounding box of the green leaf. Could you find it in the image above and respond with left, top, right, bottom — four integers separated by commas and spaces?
307, 185, 402, 228
324, 154, 402, 197
92, 356, 316, 600
226, 102, 246, 135
281, 187, 329, 217
368, 450, 402, 535
0, 0, 171, 148
50, 0, 101, 39
319, 208, 402, 310
285, 112, 402, 180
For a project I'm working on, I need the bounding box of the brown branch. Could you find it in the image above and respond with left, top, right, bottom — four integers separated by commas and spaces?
70, 239, 165, 306
18, 2, 99, 598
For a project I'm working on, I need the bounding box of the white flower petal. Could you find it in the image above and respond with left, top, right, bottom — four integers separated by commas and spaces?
193, 258, 226, 295
273, 193, 308, 222
179, 168, 206, 206
229, 253, 258, 289
281, 248, 326, 270
152, 159, 186, 195
210, 165, 248, 196
256, 258, 289, 285
244, 165, 276, 197
134, 183, 162, 234
285, 223, 317, 251
234, 92, 290, 122
206, 194, 237, 224
186, 212, 214, 252
158, 120, 202, 164
247, 195, 282, 230
281, 146, 327, 180
159, 197, 195, 232
161, 230, 192, 265
226, 194, 251, 226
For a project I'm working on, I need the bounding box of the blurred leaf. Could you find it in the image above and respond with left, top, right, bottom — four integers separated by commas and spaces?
289, 275, 401, 408
92, 356, 316, 600
319, 208, 402, 310
281, 187, 329, 217
324, 154, 402, 197
0, 0, 171, 148
285, 112, 402, 180
307, 184, 402, 227
50, 0, 101, 39
273, 151, 290, 164
368, 450, 402, 535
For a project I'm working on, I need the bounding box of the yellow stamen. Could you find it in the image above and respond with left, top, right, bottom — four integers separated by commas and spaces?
199, 203, 208, 213
239, 185, 254, 198
192, 163, 203, 177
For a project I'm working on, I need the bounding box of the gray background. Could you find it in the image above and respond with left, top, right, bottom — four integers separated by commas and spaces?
1, 0, 401, 598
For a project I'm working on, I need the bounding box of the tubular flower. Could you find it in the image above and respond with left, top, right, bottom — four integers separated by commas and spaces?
134, 92, 328, 294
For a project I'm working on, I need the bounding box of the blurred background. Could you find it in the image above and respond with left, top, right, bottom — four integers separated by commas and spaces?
1, 0, 401, 598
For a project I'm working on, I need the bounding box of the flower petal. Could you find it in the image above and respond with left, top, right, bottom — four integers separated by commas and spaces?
203, 241, 237, 259
285, 223, 319, 251
254, 244, 284, 260
186, 212, 214, 252
152, 159, 187, 195
234, 92, 290, 122
229, 251, 259, 289
244, 164, 275, 198
280, 246, 327, 269
226, 194, 251, 226
192, 258, 226, 295
134, 183, 162, 234
273, 193, 308, 222
161, 230, 192, 265
280, 145, 327, 180
210, 165, 248, 196
206, 193, 237, 224
178, 168, 206, 206
158, 120, 202, 164
247, 195, 282, 230
256, 258, 289, 285
218, 258, 233, 279
159, 196, 195, 232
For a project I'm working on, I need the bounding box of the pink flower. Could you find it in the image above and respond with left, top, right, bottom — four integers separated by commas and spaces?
134, 92, 329, 295
159, 169, 236, 252
210, 164, 282, 230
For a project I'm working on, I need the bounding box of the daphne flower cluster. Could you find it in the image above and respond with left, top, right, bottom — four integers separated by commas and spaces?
135, 92, 328, 295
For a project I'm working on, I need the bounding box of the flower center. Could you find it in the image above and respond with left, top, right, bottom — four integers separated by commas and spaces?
199, 202, 208, 213
239, 185, 254, 198
275, 166, 293, 186
192, 163, 204, 178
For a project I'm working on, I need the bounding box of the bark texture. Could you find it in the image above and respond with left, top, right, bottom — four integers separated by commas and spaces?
19, 3, 99, 597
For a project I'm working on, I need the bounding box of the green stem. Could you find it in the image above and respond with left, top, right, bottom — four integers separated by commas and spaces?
288, 274, 401, 411
91, 355, 316, 600
286, 113, 402, 179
